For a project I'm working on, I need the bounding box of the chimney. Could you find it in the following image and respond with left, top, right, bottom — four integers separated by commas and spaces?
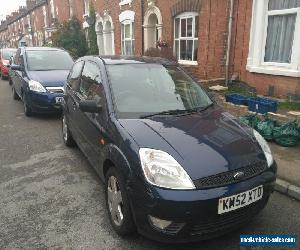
26, 0, 36, 9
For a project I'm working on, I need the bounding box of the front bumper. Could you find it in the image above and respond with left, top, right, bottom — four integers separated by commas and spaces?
129, 164, 277, 243
27, 91, 63, 113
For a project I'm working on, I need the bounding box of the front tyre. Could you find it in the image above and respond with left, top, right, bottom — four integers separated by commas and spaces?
22, 93, 32, 117
12, 86, 19, 100
62, 114, 75, 147
105, 167, 135, 236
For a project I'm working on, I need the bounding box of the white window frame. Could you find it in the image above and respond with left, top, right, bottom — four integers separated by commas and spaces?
84, 0, 90, 15
121, 20, 135, 55
174, 12, 199, 66
247, 0, 300, 77
119, 0, 132, 7
50, 0, 56, 19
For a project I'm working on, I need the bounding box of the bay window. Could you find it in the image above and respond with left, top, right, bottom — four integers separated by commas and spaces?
121, 21, 135, 55
174, 12, 199, 65
247, 0, 300, 77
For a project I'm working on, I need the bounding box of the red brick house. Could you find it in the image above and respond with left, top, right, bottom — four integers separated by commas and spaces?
0, 0, 299, 98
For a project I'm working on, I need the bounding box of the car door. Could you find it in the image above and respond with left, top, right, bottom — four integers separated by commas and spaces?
11, 49, 23, 96
65, 60, 85, 142
74, 60, 107, 173
11, 49, 21, 92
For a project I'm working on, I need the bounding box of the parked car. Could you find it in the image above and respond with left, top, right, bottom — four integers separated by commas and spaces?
62, 56, 277, 243
0, 48, 17, 80
10, 47, 74, 116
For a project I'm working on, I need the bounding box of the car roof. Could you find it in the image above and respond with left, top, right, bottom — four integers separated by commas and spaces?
1, 48, 17, 51
97, 56, 178, 66
22, 47, 67, 52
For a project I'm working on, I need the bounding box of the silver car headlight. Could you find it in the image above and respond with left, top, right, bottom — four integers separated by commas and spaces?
28, 80, 46, 93
253, 130, 274, 167
139, 148, 195, 190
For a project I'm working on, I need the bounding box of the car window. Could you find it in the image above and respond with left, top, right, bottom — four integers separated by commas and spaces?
2, 49, 17, 60
69, 61, 84, 90
107, 64, 212, 119
26, 50, 74, 71
13, 49, 21, 65
79, 61, 103, 105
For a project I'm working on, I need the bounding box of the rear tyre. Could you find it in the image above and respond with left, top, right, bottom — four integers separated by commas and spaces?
12, 86, 19, 100
62, 114, 75, 147
105, 167, 136, 236
22, 93, 32, 117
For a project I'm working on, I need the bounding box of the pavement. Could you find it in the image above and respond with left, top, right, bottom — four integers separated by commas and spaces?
270, 144, 300, 201
0, 79, 299, 249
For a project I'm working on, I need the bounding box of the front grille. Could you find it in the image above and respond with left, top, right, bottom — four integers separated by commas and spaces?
194, 161, 268, 189
46, 87, 64, 94
190, 197, 267, 236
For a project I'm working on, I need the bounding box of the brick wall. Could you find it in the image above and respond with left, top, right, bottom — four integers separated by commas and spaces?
0, 0, 298, 97
87, 0, 229, 81
229, 0, 300, 98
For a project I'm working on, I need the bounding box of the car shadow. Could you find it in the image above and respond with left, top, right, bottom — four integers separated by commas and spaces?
28, 112, 62, 121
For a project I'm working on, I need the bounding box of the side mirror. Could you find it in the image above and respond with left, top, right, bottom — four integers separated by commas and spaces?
79, 100, 102, 113
11, 64, 23, 71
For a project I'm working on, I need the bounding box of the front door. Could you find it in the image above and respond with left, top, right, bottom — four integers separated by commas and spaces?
11, 49, 22, 96
74, 60, 107, 173
65, 60, 85, 142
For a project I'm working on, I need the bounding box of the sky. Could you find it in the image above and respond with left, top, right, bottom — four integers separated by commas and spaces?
0, 0, 26, 21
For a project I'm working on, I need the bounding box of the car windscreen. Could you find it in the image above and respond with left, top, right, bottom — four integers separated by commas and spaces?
26, 50, 74, 71
107, 64, 213, 119
3, 50, 17, 60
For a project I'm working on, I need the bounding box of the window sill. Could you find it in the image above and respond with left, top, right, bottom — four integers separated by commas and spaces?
246, 64, 300, 77
179, 60, 198, 66
119, 0, 132, 6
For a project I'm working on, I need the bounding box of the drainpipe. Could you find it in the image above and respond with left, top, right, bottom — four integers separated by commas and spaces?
141, 0, 145, 55
225, 0, 234, 86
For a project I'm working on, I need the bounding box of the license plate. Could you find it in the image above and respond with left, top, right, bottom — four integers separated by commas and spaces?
218, 185, 263, 214
56, 97, 63, 104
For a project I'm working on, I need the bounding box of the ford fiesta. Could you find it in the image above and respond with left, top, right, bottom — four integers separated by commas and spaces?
62, 56, 277, 243
10, 47, 74, 116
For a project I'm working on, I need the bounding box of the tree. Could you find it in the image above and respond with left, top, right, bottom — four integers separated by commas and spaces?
87, 1, 99, 55
52, 17, 88, 58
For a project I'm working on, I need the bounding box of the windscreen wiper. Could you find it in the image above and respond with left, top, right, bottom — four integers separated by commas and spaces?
178, 103, 214, 115
141, 103, 214, 119
194, 103, 214, 113
141, 109, 189, 119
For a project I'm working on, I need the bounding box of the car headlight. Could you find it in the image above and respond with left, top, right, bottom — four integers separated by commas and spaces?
253, 130, 274, 167
139, 148, 195, 190
28, 80, 46, 93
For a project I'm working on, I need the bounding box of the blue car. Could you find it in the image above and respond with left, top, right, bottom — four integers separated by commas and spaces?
62, 56, 277, 243
10, 47, 74, 116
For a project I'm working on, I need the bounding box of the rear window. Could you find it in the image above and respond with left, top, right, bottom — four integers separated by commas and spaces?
26, 50, 74, 71
2, 49, 17, 60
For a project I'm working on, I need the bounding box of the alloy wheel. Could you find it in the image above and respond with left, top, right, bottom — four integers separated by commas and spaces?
107, 175, 124, 226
